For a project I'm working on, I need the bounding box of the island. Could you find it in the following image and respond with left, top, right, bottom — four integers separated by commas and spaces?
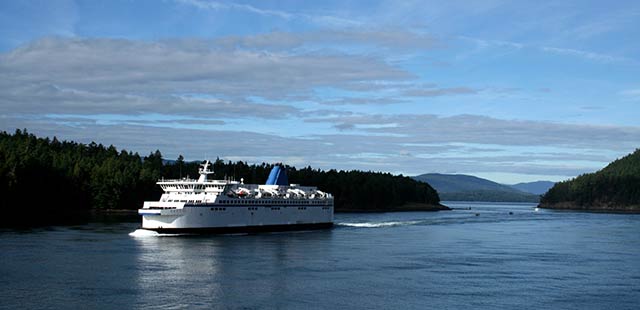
539, 148, 640, 212
0, 130, 448, 227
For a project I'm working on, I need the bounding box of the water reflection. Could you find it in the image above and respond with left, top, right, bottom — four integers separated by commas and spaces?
131, 230, 336, 309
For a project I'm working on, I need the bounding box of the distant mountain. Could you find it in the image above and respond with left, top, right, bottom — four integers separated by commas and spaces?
413, 173, 540, 203
540, 149, 640, 212
509, 181, 555, 195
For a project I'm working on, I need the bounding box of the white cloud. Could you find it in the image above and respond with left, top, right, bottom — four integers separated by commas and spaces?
403, 87, 478, 97
306, 114, 640, 151
460, 36, 636, 65
175, 0, 361, 27
0, 37, 412, 115
459, 36, 524, 50
176, 0, 292, 19
215, 30, 439, 51
540, 46, 631, 64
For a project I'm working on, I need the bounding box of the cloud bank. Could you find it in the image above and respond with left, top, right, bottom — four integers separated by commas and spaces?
1, 33, 637, 182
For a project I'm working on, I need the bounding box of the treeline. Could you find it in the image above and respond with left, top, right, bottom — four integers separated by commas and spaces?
0, 130, 164, 226
0, 130, 441, 226
540, 149, 640, 211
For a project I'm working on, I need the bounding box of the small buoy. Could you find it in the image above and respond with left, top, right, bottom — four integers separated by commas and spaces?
475, 213, 480, 216
509, 212, 513, 215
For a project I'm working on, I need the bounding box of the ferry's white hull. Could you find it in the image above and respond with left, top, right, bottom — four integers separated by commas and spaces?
140, 204, 334, 233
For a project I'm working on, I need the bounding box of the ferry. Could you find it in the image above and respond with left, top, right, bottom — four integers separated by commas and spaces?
137, 161, 334, 233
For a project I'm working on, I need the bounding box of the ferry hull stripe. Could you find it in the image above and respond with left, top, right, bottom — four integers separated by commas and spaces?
145, 222, 333, 234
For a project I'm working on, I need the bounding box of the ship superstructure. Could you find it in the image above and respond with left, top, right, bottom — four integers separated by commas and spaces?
138, 161, 334, 233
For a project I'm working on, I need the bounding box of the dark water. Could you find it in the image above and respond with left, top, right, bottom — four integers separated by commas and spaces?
2, 202, 640, 310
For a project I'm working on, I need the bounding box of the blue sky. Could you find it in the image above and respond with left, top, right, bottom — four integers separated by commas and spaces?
1, 0, 639, 183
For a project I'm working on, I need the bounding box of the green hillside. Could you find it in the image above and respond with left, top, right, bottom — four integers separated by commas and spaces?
539, 149, 640, 212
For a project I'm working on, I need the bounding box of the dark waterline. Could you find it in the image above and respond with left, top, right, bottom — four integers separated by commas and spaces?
2, 202, 639, 309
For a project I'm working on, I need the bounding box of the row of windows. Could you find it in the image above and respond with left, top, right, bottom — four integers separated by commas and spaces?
167, 184, 225, 190
197, 205, 331, 208
200, 206, 332, 212
206, 206, 331, 212
245, 207, 289, 211
218, 200, 329, 205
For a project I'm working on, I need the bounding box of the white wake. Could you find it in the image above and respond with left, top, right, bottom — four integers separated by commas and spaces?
338, 220, 422, 228
129, 229, 160, 237
128, 229, 187, 237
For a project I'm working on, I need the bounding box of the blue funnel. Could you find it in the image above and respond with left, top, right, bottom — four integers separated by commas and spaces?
265, 165, 289, 185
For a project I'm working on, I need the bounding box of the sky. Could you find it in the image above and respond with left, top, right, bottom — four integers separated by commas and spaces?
1, 0, 639, 184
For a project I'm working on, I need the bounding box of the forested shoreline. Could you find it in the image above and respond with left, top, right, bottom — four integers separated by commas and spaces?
0, 130, 444, 226
539, 149, 640, 212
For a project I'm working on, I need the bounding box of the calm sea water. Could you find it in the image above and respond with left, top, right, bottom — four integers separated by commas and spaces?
1, 202, 639, 310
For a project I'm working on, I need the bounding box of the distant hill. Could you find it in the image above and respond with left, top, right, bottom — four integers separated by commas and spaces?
509, 181, 555, 195
413, 173, 540, 202
540, 149, 640, 212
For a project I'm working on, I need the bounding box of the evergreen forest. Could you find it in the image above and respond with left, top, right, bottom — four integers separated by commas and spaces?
540, 149, 640, 211
0, 130, 442, 226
